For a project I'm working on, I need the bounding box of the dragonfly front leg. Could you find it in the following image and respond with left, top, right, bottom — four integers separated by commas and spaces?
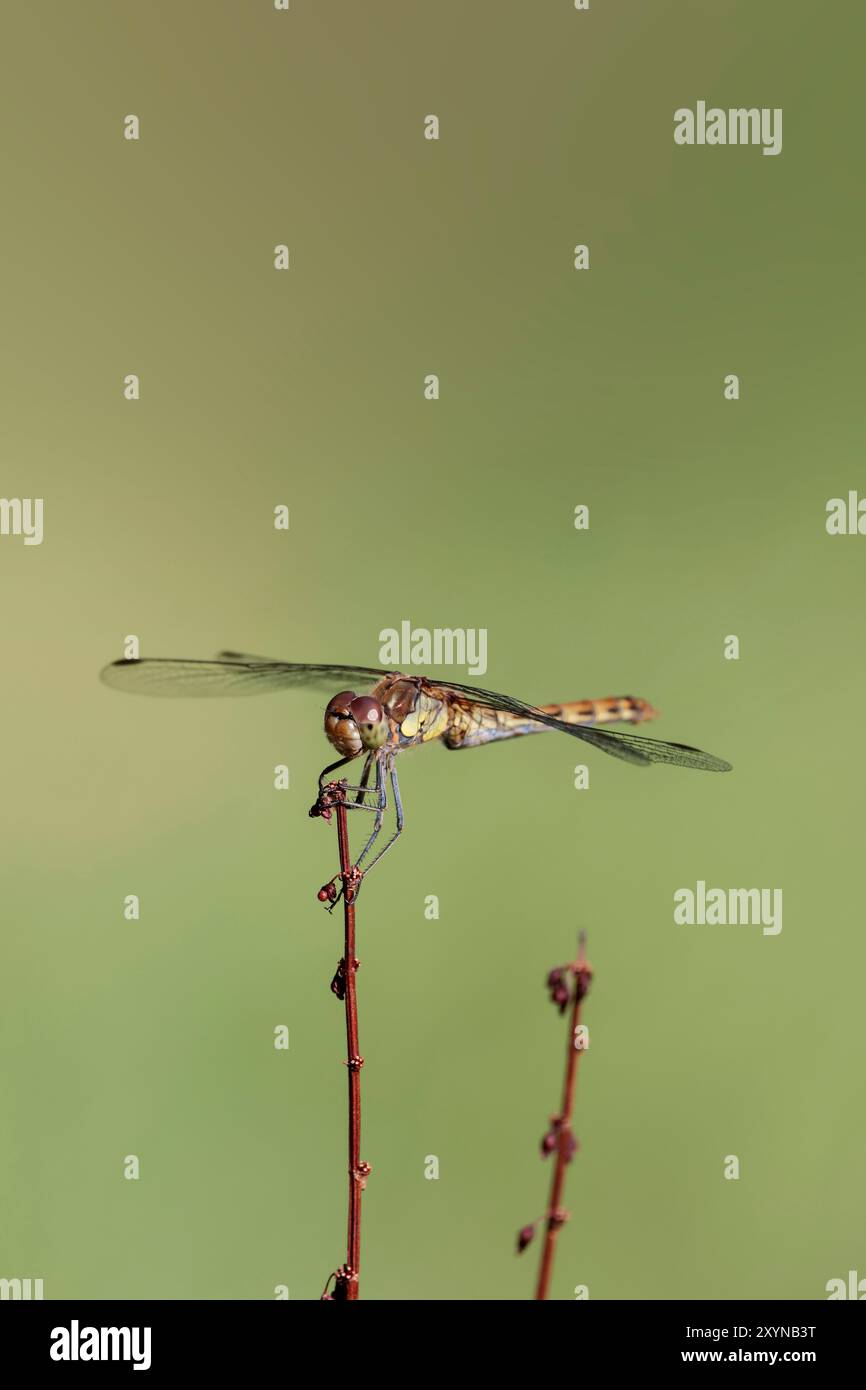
317, 755, 356, 795
351, 752, 375, 805
327, 753, 381, 814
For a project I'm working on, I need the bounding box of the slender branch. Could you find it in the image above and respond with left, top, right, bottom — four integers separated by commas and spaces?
312, 781, 370, 1301
336, 794, 364, 1296
517, 930, 593, 1300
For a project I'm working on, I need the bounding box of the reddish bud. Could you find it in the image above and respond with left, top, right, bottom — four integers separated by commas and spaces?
330, 961, 346, 999
574, 965, 592, 1000
546, 965, 573, 1012
517, 1223, 536, 1254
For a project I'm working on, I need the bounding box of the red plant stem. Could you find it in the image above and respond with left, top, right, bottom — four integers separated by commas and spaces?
535, 935, 592, 1301
335, 795, 363, 1299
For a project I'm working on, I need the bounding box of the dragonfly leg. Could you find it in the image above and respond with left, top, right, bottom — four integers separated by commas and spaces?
354, 753, 373, 804
356, 755, 404, 881
341, 798, 378, 815
311, 754, 380, 820
317, 755, 357, 793
353, 755, 388, 868
340, 752, 381, 808
314, 756, 381, 821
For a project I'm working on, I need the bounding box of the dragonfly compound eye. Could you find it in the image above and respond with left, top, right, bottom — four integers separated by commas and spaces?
324, 690, 362, 755
349, 695, 388, 750
326, 690, 357, 717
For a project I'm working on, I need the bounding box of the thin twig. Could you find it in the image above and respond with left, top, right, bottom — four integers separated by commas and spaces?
313, 781, 370, 1300
517, 930, 593, 1300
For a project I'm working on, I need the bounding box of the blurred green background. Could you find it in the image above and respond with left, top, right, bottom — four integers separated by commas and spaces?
1, 1, 863, 1301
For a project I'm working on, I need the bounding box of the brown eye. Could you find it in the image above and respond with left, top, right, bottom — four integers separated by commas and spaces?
350, 696, 383, 725
326, 690, 357, 717
349, 695, 388, 750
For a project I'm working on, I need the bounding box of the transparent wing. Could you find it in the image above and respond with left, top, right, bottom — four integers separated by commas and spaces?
423, 676, 732, 772
100, 655, 388, 698
567, 722, 732, 772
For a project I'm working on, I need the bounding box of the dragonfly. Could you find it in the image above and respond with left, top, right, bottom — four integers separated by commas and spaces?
101, 650, 732, 885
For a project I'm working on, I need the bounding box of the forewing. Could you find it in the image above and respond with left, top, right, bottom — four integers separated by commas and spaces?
100, 656, 388, 698
422, 676, 731, 772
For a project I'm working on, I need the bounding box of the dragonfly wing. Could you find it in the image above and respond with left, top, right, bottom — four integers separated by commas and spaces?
567, 722, 732, 772
421, 676, 732, 772
100, 657, 388, 698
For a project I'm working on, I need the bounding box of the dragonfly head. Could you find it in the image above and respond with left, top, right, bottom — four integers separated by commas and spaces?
324, 691, 388, 757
